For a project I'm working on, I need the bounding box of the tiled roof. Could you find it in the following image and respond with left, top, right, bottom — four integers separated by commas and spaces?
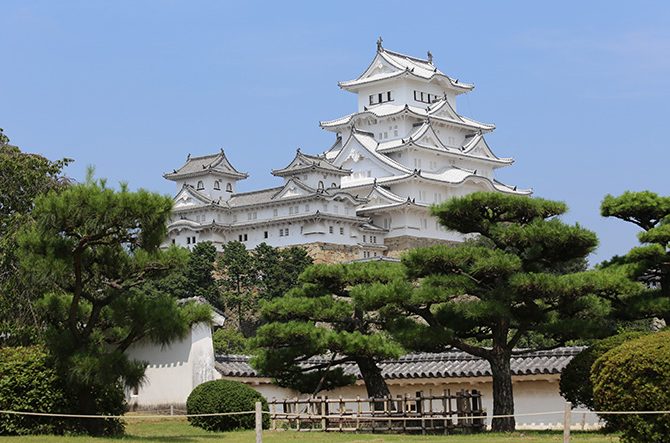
165, 150, 248, 180
338, 47, 474, 92
215, 347, 584, 380
273, 150, 351, 177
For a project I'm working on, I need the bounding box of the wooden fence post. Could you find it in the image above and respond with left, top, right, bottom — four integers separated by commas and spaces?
255, 401, 263, 443
563, 401, 572, 443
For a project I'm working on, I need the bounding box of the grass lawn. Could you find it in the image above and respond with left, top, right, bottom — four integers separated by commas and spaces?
0, 418, 620, 442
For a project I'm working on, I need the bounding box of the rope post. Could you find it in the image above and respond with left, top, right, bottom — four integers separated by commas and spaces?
255, 401, 263, 443
563, 401, 572, 443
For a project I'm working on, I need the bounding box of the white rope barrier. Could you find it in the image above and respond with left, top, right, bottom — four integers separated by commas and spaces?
0, 409, 258, 419
2, 408, 670, 420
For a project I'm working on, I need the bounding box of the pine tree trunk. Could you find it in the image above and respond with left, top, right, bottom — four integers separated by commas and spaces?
355, 357, 391, 410
488, 349, 515, 432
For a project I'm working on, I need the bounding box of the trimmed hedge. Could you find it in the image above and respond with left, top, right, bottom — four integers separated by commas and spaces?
186, 379, 269, 431
560, 332, 646, 409
0, 346, 67, 435
591, 331, 670, 443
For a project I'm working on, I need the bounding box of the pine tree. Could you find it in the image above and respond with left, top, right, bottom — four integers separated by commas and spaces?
601, 191, 670, 323
384, 192, 637, 432
252, 261, 404, 398
16, 175, 210, 435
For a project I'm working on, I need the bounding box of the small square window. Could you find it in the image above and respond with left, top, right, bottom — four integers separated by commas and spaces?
329, 226, 333, 234
339, 227, 344, 235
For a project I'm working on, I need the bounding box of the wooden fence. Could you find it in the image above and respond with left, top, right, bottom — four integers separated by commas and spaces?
269, 389, 484, 434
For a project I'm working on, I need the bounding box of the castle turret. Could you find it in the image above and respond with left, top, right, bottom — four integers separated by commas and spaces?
164, 149, 247, 202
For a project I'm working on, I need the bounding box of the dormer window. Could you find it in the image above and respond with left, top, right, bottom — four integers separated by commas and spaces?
196, 180, 204, 190
318, 181, 324, 191
214, 180, 220, 190
369, 91, 392, 105
225, 183, 233, 192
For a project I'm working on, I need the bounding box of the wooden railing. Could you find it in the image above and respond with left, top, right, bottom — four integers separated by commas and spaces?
269, 389, 484, 434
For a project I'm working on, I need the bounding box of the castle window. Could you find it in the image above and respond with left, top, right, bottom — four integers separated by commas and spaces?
318, 181, 324, 190
363, 235, 366, 243
264, 231, 268, 239
187, 237, 191, 245
214, 180, 220, 190
369, 91, 392, 105
331, 183, 336, 188
329, 226, 334, 234
226, 183, 233, 192
339, 227, 344, 235
196, 180, 204, 190
273, 208, 278, 217
285, 228, 289, 236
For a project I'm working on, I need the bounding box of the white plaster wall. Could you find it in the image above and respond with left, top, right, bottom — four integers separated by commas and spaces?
125, 322, 218, 407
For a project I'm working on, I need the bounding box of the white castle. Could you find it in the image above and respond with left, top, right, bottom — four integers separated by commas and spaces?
164, 40, 530, 261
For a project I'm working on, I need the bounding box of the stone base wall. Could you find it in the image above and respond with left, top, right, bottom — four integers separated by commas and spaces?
384, 236, 459, 258
300, 242, 362, 264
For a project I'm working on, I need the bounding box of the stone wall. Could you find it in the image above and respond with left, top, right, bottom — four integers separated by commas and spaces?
384, 236, 459, 258
300, 242, 362, 264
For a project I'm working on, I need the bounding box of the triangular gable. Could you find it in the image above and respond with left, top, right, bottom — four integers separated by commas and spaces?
461, 135, 510, 162
361, 185, 405, 209
351, 52, 403, 84
173, 185, 213, 209
272, 178, 317, 200
411, 123, 450, 151
427, 99, 463, 123
333, 131, 410, 177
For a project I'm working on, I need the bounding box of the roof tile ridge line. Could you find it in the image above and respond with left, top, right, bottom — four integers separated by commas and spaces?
184, 152, 222, 161
229, 186, 284, 197
381, 47, 432, 65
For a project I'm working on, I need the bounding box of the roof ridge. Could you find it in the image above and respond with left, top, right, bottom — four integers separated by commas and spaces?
231, 186, 283, 197
382, 47, 432, 65
186, 152, 222, 161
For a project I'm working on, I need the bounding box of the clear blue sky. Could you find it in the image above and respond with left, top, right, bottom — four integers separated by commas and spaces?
2, 1, 669, 265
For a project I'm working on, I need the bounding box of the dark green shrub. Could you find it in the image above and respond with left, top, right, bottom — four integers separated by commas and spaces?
560, 332, 646, 409
186, 379, 269, 431
592, 331, 670, 443
0, 346, 67, 435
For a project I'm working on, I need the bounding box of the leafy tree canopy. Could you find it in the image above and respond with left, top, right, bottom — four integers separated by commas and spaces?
0, 128, 71, 343
252, 261, 404, 397
601, 191, 670, 323
383, 192, 638, 431
16, 175, 211, 435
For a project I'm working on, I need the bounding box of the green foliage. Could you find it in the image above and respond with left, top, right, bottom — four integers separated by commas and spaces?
559, 332, 646, 409
15, 176, 203, 435
213, 327, 248, 354
0, 129, 71, 342
253, 261, 404, 397
254, 243, 313, 300
186, 379, 269, 432
0, 347, 67, 435
592, 331, 670, 443
600, 191, 670, 323
389, 192, 638, 432
217, 242, 312, 336
184, 242, 219, 305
